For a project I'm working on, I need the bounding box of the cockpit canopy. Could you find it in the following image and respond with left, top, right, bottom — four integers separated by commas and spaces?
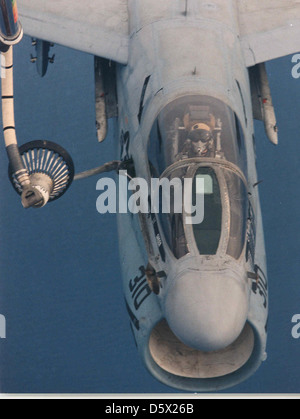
148, 95, 247, 174
148, 96, 248, 261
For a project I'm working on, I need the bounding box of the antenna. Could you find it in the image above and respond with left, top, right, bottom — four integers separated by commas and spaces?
184, 0, 188, 16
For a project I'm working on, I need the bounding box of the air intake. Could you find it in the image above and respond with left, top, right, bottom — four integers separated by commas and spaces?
8, 140, 74, 208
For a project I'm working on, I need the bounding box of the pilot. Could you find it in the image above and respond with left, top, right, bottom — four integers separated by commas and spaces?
188, 123, 215, 157
177, 123, 215, 159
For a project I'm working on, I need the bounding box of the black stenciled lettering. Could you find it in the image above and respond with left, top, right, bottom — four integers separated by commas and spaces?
251, 265, 268, 309
129, 266, 145, 293
128, 266, 152, 311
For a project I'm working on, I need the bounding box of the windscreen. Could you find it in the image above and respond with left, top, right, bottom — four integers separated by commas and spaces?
224, 170, 248, 260
192, 167, 222, 255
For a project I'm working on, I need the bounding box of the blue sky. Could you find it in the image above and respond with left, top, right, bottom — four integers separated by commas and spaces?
0, 35, 300, 394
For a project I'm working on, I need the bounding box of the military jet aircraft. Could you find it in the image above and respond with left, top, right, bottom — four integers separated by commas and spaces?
1, 0, 300, 392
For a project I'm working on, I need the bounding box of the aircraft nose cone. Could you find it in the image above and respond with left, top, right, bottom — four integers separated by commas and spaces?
164, 271, 249, 352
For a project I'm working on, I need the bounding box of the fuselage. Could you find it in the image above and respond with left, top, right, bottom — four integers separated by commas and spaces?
115, 0, 268, 391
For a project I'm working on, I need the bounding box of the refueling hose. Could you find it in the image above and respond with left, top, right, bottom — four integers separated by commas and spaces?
2, 47, 29, 185
1, 46, 43, 207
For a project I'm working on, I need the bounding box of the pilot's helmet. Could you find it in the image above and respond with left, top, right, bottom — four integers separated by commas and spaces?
189, 123, 212, 143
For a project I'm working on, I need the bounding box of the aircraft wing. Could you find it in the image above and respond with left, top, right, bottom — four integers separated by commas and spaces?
238, 0, 300, 66
17, 0, 129, 64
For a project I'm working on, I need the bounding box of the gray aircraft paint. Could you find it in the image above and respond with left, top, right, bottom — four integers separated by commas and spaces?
115, 1, 267, 391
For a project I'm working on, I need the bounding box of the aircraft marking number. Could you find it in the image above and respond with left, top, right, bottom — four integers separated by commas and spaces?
129, 266, 152, 311
251, 265, 268, 309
